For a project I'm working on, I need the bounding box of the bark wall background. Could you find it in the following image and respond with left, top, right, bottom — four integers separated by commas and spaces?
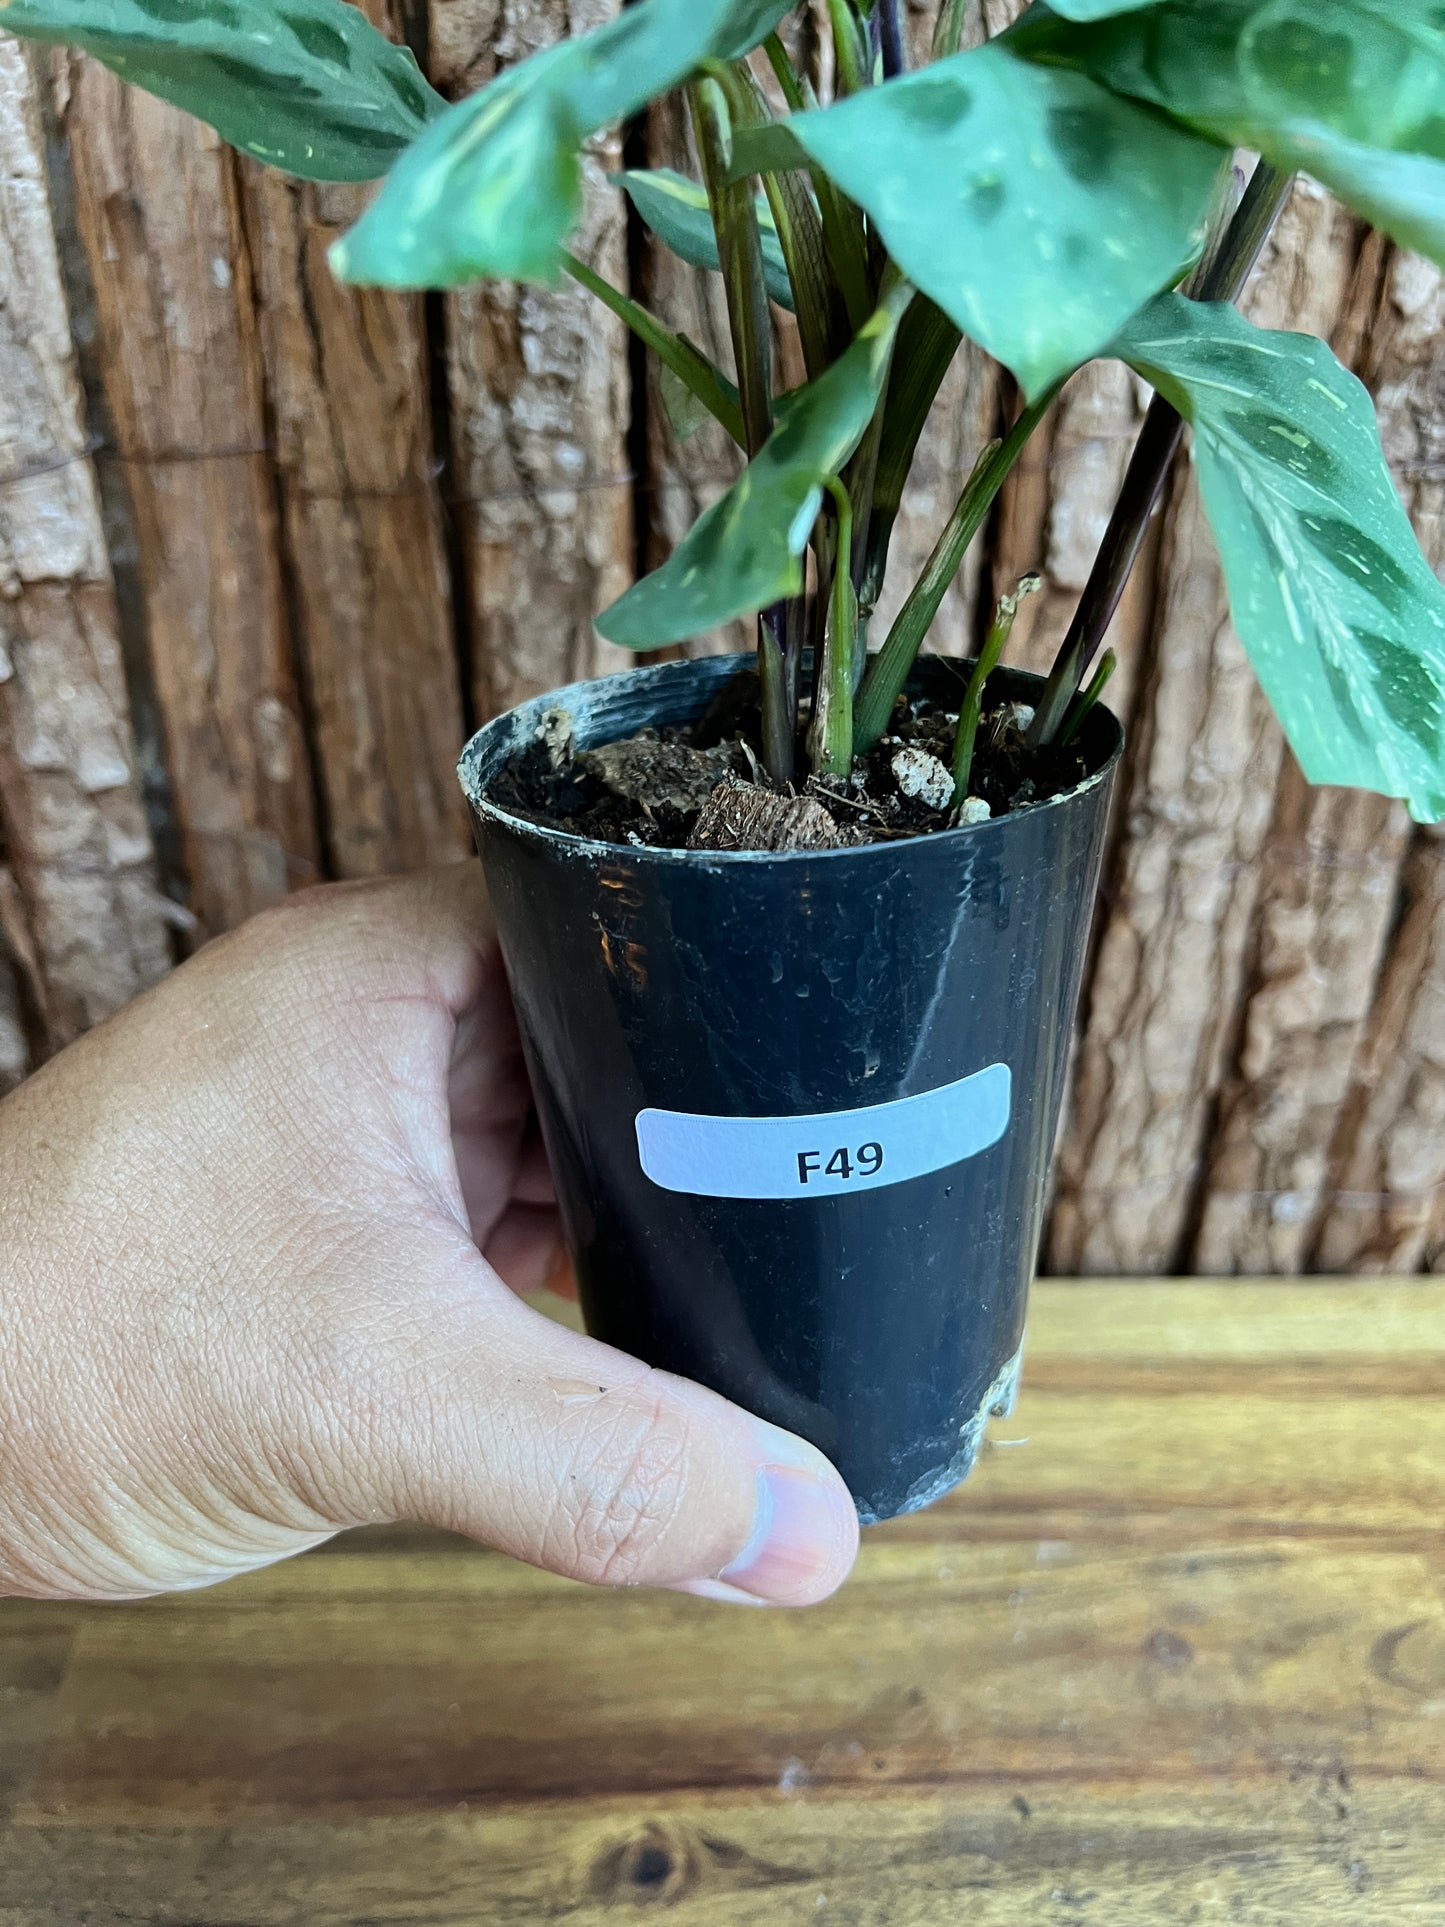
0, 1, 1441, 1273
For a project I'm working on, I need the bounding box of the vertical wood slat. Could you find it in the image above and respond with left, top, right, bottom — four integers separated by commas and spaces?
1047, 182, 1364, 1275
1311, 250, 1445, 1275
239, 147, 472, 875
58, 60, 320, 938
0, 42, 169, 1053
1191, 770, 1410, 1272
1312, 827, 1445, 1274
434, 1, 635, 719
1186, 235, 1417, 1275
200, 0, 470, 881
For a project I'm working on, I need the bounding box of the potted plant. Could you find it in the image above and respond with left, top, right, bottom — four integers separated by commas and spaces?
12, 0, 1443, 1521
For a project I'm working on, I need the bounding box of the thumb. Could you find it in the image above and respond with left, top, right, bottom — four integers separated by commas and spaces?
344, 1271, 860, 1606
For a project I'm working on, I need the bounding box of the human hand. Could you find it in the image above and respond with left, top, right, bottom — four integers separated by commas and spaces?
0, 867, 858, 1605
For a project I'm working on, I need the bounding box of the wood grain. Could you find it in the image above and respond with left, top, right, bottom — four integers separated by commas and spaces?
1191, 767, 1410, 1274
1310, 250, 1445, 1277
240, 157, 472, 877
1312, 824, 1445, 1276
3, 1282, 1444, 1924
436, 0, 635, 718
1047, 183, 1365, 1275
58, 61, 320, 936
0, 43, 169, 1052
1188, 237, 1419, 1275
234, 0, 470, 877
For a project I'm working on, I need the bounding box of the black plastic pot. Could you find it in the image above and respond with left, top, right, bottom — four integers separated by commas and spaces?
459, 653, 1122, 1523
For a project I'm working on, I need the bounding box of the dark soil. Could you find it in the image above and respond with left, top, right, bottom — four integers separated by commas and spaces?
487, 666, 1093, 853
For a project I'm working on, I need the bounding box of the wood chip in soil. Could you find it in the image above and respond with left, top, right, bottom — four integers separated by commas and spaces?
486, 668, 1092, 853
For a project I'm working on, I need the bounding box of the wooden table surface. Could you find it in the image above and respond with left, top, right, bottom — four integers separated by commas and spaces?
3, 1281, 1445, 1926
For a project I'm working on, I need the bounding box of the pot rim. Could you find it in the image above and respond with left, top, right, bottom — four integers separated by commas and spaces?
459, 651, 1124, 868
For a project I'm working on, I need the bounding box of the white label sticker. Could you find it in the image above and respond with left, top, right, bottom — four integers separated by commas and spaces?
635, 1063, 1011, 1201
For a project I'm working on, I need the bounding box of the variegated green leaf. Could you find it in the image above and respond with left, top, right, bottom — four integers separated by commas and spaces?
331, 0, 790, 287
615, 168, 795, 310
0, 0, 442, 182
1013, 0, 1445, 268
1045, 0, 1169, 14
731, 41, 1220, 397
1115, 293, 1445, 823
596, 285, 910, 647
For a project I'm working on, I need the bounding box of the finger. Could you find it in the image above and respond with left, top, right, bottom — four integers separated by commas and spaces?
261, 862, 498, 1022
447, 986, 538, 1246
350, 1266, 858, 1606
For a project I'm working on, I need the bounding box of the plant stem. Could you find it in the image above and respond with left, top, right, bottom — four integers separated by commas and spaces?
844, 379, 887, 584
730, 61, 838, 378
692, 77, 793, 782
877, 0, 905, 78
1024, 402, 1181, 748
562, 252, 745, 448
854, 383, 1060, 752
690, 80, 773, 458
862, 295, 962, 613
1028, 160, 1294, 748
952, 576, 1041, 806
763, 31, 808, 111
847, 393, 886, 689
807, 501, 838, 722
826, 0, 869, 93
758, 613, 795, 786
815, 179, 874, 333
784, 588, 808, 722
755, 37, 872, 330
932, 0, 969, 59
1058, 649, 1118, 748
809, 478, 858, 778
1195, 163, 1294, 304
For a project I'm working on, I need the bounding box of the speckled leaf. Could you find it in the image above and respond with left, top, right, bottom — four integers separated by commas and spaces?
0, 0, 443, 181
1115, 293, 1445, 823
1014, 0, 1445, 267
331, 0, 790, 287
597, 287, 909, 647
713, 0, 799, 60
1045, 0, 1169, 14
616, 169, 794, 310
730, 41, 1220, 398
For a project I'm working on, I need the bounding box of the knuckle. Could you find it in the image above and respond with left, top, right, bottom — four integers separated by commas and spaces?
553, 1383, 693, 1588
231, 892, 327, 957
226, 880, 372, 966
